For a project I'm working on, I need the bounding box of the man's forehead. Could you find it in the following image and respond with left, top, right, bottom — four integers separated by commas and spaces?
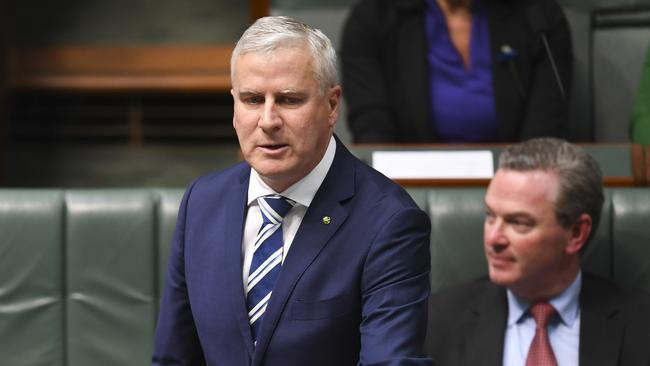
237, 87, 306, 94
236, 45, 311, 64
486, 169, 560, 207
232, 48, 317, 90
493, 168, 559, 187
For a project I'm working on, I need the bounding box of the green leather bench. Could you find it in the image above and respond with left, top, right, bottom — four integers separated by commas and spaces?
0, 189, 183, 366
1, 187, 649, 365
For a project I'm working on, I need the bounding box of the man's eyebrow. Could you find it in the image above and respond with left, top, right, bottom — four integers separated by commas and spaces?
484, 200, 534, 220
484, 199, 497, 212
503, 212, 535, 221
277, 89, 306, 95
238, 90, 260, 95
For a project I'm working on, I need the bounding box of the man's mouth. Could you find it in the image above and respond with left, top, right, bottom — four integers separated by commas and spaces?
263, 144, 286, 149
487, 253, 515, 266
258, 144, 289, 153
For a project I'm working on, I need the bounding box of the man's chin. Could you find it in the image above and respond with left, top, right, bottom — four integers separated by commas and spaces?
250, 164, 302, 192
254, 164, 290, 176
249, 159, 289, 177
488, 268, 517, 288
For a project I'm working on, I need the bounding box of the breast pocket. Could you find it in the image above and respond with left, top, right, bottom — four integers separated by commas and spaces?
290, 293, 357, 321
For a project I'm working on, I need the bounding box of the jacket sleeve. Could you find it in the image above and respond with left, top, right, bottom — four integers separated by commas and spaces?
152, 182, 207, 366
358, 206, 433, 365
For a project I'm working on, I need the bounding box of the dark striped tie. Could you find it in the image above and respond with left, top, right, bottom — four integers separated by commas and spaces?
246, 195, 294, 343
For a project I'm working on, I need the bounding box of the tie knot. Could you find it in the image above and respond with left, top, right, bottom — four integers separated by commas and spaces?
529, 302, 556, 328
258, 195, 294, 224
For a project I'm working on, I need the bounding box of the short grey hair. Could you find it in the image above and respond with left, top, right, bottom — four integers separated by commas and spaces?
498, 138, 604, 245
230, 16, 338, 94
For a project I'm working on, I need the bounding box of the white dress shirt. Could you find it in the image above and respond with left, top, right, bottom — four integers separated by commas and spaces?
241, 136, 336, 289
503, 271, 582, 366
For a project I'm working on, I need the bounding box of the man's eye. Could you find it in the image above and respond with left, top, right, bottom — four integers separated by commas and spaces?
279, 96, 303, 105
484, 210, 495, 223
245, 96, 263, 104
509, 219, 532, 232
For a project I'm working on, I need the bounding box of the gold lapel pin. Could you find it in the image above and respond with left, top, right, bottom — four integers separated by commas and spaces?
322, 216, 331, 225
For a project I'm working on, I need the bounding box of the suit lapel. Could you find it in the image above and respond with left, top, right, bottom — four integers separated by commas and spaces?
463, 283, 507, 366
225, 167, 255, 359
251, 140, 356, 365
579, 275, 623, 366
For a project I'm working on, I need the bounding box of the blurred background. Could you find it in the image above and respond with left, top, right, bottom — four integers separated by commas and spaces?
0, 0, 649, 188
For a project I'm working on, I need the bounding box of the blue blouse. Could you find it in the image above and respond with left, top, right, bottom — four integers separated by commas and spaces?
424, 0, 498, 142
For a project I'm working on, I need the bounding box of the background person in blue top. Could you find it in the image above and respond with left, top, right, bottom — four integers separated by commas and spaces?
341, 0, 573, 143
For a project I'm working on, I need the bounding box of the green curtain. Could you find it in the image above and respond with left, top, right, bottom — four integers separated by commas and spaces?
631, 44, 650, 145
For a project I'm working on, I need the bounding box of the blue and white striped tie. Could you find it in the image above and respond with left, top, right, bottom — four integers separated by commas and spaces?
247, 195, 294, 343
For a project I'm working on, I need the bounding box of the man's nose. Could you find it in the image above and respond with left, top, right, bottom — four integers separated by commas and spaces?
484, 220, 508, 249
258, 100, 282, 130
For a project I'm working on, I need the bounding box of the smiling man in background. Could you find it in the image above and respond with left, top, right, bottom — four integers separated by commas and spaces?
427, 137, 650, 366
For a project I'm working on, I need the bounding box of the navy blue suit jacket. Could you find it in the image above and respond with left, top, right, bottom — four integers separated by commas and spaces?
152, 139, 432, 365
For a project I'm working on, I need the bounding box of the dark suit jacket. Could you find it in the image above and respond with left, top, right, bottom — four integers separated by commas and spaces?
426, 274, 650, 365
341, 0, 573, 143
152, 138, 432, 365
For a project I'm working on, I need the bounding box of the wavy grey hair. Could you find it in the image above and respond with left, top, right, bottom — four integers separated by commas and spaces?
231, 16, 338, 94
498, 137, 604, 245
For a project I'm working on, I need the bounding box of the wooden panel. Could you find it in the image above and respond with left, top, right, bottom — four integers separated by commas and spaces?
352, 143, 648, 187
645, 146, 650, 185
392, 177, 636, 187
6, 46, 234, 93
631, 143, 646, 185
0, 1, 7, 182
250, 0, 270, 23
3, 0, 270, 94
0, 87, 5, 181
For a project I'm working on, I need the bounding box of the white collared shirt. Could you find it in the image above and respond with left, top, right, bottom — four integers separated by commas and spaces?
241, 136, 336, 288
503, 271, 582, 366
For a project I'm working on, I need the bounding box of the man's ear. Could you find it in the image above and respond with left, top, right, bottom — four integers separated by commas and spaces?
327, 85, 342, 126
566, 213, 592, 255
231, 89, 237, 128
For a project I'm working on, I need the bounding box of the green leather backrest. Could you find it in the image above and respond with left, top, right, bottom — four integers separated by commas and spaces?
611, 189, 650, 292
155, 189, 185, 312
427, 188, 488, 293
65, 190, 156, 366
0, 190, 65, 366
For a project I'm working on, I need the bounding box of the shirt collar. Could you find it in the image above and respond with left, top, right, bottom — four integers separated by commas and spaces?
247, 135, 336, 208
507, 271, 582, 327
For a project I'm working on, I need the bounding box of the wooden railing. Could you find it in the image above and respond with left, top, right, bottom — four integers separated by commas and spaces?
350, 143, 649, 187
0, 0, 270, 152
6, 46, 234, 93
